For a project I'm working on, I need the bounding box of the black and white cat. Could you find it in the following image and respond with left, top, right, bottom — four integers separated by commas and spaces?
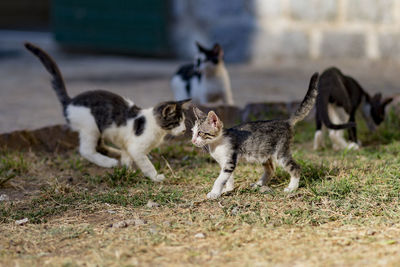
170, 42, 234, 105
25, 42, 190, 182
191, 73, 319, 199
313, 67, 393, 150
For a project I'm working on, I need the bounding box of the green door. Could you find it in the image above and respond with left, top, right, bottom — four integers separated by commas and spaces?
52, 0, 170, 56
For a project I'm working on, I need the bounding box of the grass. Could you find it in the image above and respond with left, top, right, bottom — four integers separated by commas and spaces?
1, 118, 400, 266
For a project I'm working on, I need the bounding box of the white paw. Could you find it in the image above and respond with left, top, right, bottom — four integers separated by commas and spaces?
284, 186, 298, 193
347, 142, 360, 150
101, 158, 119, 168
120, 156, 132, 167
207, 191, 221, 200
251, 180, 264, 188
221, 186, 234, 194
151, 174, 165, 182
332, 144, 341, 151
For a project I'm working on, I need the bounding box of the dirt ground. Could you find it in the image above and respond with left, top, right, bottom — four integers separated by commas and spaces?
0, 31, 400, 133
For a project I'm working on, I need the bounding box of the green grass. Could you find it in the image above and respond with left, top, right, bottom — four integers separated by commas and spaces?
0, 152, 29, 186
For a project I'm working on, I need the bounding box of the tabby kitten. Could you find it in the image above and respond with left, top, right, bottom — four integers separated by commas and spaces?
171, 42, 234, 105
25, 42, 190, 182
192, 73, 319, 199
314, 67, 393, 150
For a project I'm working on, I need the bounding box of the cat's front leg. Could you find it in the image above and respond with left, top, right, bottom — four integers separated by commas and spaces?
221, 175, 234, 194
120, 151, 133, 167
128, 149, 164, 182
207, 170, 233, 199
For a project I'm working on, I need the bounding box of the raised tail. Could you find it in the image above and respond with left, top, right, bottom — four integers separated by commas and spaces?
24, 42, 70, 109
289, 72, 319, 126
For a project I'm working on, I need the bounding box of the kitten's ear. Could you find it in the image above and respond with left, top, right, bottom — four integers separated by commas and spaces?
162, 104, 177, 118
193, 107, 206, 119
179, 99, 192, 110
382, 97, 393, 107
196, 41, 208, 53
207, 111, 222, 128
213, 43, 223, 58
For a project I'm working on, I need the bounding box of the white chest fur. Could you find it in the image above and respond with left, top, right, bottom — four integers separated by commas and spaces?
327, 103, 349, 124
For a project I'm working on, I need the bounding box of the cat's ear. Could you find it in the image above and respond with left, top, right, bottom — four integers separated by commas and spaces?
196, 41, 208, 53
162, 104, 177, 118
193, 107, 206, 119
213, 43, 223, 58
207, 111, 222, 129
382, 97, 393, 107
179, 99, 192, 110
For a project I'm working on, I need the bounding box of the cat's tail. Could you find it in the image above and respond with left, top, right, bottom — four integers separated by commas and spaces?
24, 42, 71, 109
316, 89, 356, 130
289, 72, 319, 126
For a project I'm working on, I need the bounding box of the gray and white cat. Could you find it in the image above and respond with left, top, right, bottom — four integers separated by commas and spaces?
25, 42, 190, 182
191, 73, 319, 199
170, 42, 234, 105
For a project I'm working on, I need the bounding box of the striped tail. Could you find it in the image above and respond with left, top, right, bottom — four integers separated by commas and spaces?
24, 42, 71, 109
289, 72, 319, 126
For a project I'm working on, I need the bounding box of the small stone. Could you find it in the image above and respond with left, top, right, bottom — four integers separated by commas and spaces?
149, 224, 158, 234
0, 194, 10, 201
163, 221, 171, 227
231, 206, 239, 216
15, 218, 28, 225
107, 210, 116, 214
146, 200, 160, 208
367, 230, 377, 236
194, 233, 206, 239
112, 221, 128, 228
134, 219, 147, 225
260, 186, 272, 193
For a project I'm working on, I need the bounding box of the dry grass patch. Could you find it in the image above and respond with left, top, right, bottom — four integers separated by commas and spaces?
1, 119, 400, 266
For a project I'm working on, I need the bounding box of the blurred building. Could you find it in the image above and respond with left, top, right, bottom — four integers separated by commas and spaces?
172, 0, 400, 62
2, 0, 400, 63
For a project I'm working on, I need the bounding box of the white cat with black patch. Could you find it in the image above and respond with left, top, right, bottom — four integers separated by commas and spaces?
170, 42, 234, 105
314, 67, 393, 150
25, 42, 190, 182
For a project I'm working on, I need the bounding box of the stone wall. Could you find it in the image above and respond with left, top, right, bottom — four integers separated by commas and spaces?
170, 0, 400, 62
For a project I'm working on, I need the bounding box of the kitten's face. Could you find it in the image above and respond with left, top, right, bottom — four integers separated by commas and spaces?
191, 107, 223, 147
195, 42, 224, 72
153, 99, 191, 136
369, 93, 393, 126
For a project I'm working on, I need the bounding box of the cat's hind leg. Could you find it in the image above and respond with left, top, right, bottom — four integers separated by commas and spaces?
252, 158, 274, 190
98, 140, 133, 167
313, 116, 324, 150
329, 130, 348, 150
79, 131, 119, 168
277, 155, 301, 193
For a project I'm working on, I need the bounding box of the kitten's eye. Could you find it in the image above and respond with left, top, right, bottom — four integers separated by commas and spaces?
198, 131, 205, 137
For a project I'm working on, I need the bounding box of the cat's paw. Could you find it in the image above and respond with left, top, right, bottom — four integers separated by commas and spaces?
221, 186, 234, 194
284, 186, 298, 193
207, 191, 221, 200
120, 155, 132, 167
250, 180, 264, 188
347, 142, 360, 150
151, 174, 165, 182
100, 158, 119, 168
